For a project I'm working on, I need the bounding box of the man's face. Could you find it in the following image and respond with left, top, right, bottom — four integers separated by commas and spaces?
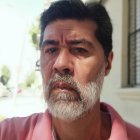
40, 20, 110, 121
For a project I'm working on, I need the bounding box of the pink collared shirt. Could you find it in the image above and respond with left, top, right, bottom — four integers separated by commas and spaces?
0, 103, 140, 140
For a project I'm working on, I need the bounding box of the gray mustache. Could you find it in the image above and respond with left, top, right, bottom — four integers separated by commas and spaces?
47, 74, 81, 96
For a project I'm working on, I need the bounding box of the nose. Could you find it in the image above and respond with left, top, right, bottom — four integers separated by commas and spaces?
53, 49, 73, 75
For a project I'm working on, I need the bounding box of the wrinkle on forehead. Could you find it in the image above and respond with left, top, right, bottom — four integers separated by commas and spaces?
42, 20, 98, 45
43, 31, 80, 47
43, 28, 82, 40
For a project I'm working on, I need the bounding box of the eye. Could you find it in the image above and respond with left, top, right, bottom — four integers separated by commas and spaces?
71, 47, 88, 55
44, 47, 58, 55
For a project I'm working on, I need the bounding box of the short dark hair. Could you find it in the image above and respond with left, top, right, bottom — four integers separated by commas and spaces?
39, 0, 113, 57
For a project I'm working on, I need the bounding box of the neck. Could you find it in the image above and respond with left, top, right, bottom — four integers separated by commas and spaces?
52, 102, 111, 140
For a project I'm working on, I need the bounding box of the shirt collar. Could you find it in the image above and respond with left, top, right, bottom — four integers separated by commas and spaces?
101, 103, 128, 140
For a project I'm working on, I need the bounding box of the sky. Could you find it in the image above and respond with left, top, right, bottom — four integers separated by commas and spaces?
0, 0, 45, 17
0, 0, 45, 87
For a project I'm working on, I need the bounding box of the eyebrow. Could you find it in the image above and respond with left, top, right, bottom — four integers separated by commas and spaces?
41, 39, 94, 49
41, 40, 59, 48
67, 39, 93, 48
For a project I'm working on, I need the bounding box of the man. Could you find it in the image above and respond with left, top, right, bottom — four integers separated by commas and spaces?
0, 0, 140, 140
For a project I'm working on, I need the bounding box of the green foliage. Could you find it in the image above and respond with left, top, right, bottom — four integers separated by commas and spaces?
29, 18, 40, 50
0, 65, 11, 85
25, 71, 36, 88
18, 83, 27, 90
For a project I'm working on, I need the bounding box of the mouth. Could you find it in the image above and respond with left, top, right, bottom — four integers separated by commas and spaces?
49, 82, 80, 99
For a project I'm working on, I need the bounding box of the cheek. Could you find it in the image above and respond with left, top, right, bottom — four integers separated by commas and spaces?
40, 56, 55, 84
74, 57, 104, 83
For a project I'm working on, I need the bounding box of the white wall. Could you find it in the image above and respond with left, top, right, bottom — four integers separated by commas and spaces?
101, 0, 140, 127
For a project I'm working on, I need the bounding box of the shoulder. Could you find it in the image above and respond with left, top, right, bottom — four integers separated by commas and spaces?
0, 113, 43, 129
125, 122, 140, 140
101, 102, 140, 140
0, 113, 43, 140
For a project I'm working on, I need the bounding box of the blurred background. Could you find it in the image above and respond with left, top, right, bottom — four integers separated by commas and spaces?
0, 0, 140, 127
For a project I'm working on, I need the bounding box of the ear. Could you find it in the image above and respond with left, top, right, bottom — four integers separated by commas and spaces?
105, 51, 113, 76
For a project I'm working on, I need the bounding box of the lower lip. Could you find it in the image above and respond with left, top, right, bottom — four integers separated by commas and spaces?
51, 88, 78, 96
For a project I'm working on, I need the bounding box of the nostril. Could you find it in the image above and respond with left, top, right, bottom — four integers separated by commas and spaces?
63, 68, 71, 75
54, 68, 72, 75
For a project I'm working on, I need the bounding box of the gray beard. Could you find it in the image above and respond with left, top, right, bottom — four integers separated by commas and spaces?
43, 65, 105, 122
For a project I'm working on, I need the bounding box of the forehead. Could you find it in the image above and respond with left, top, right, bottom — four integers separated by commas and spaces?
43, 19, 97, 40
